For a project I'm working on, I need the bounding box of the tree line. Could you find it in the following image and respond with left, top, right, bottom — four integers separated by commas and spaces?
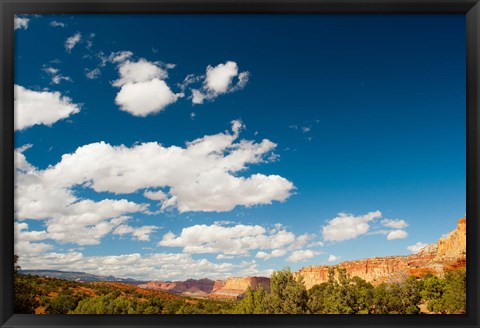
235, 267, 466, 314
14, 256, 465, 314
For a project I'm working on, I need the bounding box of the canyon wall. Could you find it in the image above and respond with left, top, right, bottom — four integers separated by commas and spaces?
294, 218, 466, 289
138, 217, 466, 297
209, 276, 270, 299
138, 278, 216, 295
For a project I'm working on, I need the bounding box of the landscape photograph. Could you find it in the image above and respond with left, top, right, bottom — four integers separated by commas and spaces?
13, 14, 466, 314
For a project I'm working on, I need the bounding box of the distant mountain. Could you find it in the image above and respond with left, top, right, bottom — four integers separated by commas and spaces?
19, 269, 143, 283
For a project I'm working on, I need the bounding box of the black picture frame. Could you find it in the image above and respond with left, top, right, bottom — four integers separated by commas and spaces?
1, 0, 479, 327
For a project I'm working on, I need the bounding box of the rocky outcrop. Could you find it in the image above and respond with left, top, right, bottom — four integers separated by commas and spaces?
209, 276, 270, 299
435, 217, 466, 260
138, 278, 216, 296
212, 280, 226, 292
294, 218, 466, 289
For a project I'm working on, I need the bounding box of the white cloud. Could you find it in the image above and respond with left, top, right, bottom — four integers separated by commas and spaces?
255, 248, 287, 260
43, 66, 72, 85
286, 249, 320, 263
14, 17, 29, 30
191, 61, 250, 104
14, 85, 81, 131
143, 190, 168, 201
50, 21, 65, 28
21, 120, 293, 213
85, 68, 101, 79
322, 211, 382, 242
216, 254, 235, 260
308, 241, 325, 247
115, 78, 182, 117
113, 224, 159, 241
14, 243, 270, 280
15, 222, 48, 242
381, 219, 409, 229
205, 61, 239, 93
109, 51, 133, 63
407, 242, 428, 254
15, 145, 149, 245
255, 251, 270, 260
65, 32, 81, 52
113, 59, 169, 87
386, 229, 408, 240
113, 59, 182, 116
328, 254, 339, 262
15, 122, 293, 244
158, 222, 300, 256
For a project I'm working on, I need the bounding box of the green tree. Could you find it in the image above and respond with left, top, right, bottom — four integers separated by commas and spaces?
348, 276, 374, 314
46, 294, 81, 314
442, 270, 466, 314
235, 285, 272, 314
13, 256, 39, 314
72, 295, 136, 314
270, 267, 308, 314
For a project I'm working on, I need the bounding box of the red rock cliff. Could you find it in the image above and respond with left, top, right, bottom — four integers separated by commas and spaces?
138, 278, 215, 295
209, 276, 270, 299
294, 218, 466, 289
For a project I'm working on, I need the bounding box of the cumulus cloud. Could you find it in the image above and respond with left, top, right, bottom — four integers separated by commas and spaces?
15, 122, 293, 244
113, 59, 168, 87
386, 229, 408, 240
328, 254, 339, 262
158, 222, 301, 256
407, 242, 428, 254
190, 61, 250, 104
115, 78, 182, 117
14, 242, 270, 281
14, 85, 81, 131
381, 219, 409, 229
14, 16, 29, 30
50, 21, 65, 28
143, 190, 168, 201
113, 59, 182, 116
322, 211, 382, 242
286, 249, 320, 263
15, 145, 149, 245
255, 249, 287, 260
15, 222, 48, 242
113, 224, 159, 241
65, 32, 81, 52
19, 120, 293, 213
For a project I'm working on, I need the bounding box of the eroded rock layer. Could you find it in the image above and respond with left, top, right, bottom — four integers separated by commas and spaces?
294, 218, 466, 289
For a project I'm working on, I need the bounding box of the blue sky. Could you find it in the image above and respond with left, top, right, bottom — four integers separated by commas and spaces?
13, 14, 465, 281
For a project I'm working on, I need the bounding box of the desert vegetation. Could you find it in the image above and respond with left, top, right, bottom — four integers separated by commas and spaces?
14, 257, 465, 315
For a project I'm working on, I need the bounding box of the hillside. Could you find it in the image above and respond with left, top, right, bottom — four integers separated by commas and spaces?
19, 270, 143, 283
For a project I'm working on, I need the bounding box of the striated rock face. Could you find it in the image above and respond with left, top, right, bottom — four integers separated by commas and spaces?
138, 278, 215, 296
436, 218, 466, 260
212, 280, 226, 292
294, 218, 466, 289
209, 276, 270, 299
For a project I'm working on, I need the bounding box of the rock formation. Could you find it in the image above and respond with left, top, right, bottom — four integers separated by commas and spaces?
138, 218, 466, 296
138, 278, 216, 296
209, 276, 270, 299
294, 217, 466, 289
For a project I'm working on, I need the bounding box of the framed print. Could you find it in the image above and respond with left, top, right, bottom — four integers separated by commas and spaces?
1, 0, 479, 328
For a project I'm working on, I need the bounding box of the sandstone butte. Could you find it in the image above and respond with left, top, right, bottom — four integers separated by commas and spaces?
209, 276, 270, 299
293, 217, 466, 289
138, 217, 466, 298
